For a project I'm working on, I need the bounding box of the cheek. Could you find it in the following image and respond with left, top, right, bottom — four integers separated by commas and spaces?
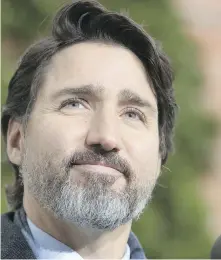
27, 115, 90, 154
124, 130, 160, 179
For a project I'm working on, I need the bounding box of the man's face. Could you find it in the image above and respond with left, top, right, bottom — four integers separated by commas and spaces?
20, 42, 161, 230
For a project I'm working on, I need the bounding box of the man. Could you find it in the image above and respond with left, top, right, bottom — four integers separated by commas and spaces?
1, 0, 177, 259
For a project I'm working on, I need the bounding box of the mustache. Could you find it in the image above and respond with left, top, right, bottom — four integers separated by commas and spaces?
65, 150, 133, 179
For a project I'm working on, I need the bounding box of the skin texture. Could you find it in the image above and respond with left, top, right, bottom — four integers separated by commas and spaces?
7, 42, 161, 259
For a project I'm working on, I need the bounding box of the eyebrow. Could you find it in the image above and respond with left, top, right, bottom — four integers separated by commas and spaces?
51, 85, 103, 100
52, 84, 157, 113
118, 89, 157, 113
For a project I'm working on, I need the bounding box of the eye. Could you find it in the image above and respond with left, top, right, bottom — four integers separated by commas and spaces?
123, 108, 146, 122
60, 98, 88, 110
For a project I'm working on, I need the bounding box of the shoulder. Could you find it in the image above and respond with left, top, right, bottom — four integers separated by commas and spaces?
1, 210, 35, 259
1, 211, 19, 258
1, 211, 16, 234
1, 210, 15, 222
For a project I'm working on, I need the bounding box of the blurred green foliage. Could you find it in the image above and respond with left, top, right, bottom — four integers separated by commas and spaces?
1, 0, 217, 258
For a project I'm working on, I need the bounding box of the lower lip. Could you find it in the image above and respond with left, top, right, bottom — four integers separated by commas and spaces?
73, 164, 122, 176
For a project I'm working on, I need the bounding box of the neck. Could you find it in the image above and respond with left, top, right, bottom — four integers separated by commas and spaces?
23, 193, 132, 259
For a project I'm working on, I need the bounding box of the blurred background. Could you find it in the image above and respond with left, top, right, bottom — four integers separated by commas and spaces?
1, 0, 221, 258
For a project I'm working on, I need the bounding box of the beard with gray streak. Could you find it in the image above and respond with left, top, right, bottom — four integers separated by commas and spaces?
20, 145, 158, 231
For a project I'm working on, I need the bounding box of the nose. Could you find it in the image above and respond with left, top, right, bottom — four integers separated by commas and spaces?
85, 110, 121, 152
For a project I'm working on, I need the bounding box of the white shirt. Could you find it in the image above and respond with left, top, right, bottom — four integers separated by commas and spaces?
21, 217, 130, 260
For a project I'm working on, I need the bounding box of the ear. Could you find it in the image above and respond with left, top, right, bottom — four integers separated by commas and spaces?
156, 155, 162, 178
6, 118, 24, 166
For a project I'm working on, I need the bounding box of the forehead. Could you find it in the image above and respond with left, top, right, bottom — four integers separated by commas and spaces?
41, 41, 156, 105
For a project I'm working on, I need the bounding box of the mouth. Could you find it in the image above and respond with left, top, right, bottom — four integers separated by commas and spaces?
73, 161, 122, 174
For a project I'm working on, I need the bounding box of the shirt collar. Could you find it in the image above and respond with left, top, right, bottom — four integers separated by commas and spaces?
27, 217, 130, 259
